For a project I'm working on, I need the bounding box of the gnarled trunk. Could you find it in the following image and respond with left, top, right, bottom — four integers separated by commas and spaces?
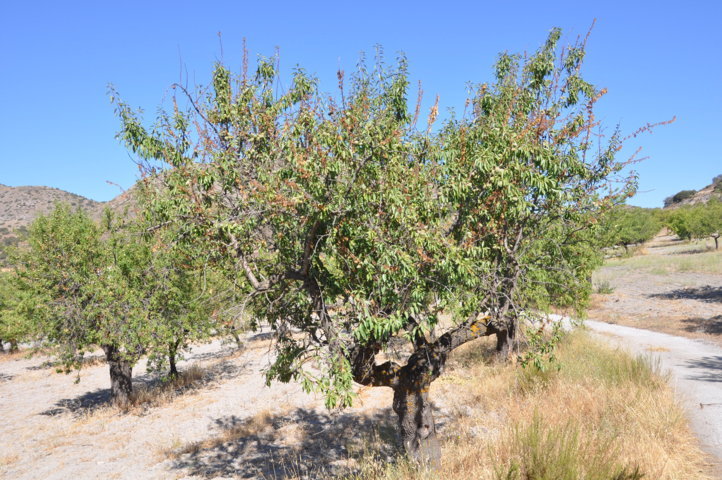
349, 313, 497, 465
392, 384, 441, 466
495, 318, 517, 360
168, 340, 180, 378
102, 345, 133, 406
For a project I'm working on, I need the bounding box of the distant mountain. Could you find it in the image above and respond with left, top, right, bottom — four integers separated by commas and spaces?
0, 184, 136, 265
663, 175, 722, 208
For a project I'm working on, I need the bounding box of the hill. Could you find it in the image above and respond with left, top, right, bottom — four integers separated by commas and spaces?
663, 175, 722, 208
0, 184, 135, 265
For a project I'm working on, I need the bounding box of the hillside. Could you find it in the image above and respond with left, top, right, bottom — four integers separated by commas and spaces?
0, 184, 135, 264
663, 175, 722, 208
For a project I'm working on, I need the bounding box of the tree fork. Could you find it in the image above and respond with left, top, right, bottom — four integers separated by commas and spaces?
349, 315, 495, 462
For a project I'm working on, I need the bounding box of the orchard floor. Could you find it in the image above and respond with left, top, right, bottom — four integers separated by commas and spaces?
0, 332, 403, 480
590, 234, 722, 347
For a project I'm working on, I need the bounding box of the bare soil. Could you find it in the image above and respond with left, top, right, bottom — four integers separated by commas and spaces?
0, 330, 481, 480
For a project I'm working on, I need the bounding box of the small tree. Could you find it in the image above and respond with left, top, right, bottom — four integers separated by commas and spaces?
114, 29, 652, 462
668, 201, 722, 249
600, 206, 662, 252
17, 205, 218, 404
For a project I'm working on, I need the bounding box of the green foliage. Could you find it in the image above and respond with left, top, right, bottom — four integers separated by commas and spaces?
518, 321, 565, 373
14, 203, 219, 377
666, 201, 722, 245
113, 29, 643, 408
600, 206, 662, 249
0, 270, 37, 347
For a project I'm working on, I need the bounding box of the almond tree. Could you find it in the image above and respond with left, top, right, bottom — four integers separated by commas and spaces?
114, 29, 649, 462
17, 205, 217, 404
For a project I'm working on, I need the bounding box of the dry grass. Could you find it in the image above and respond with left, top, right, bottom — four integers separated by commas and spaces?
645, 346, 671, 352
168, 408, 276, 457
345, 332, 713, 480
0, 453, 20, 467
127, 364, 207, 410
605, 248, 722, 275
0, 350, 29, 362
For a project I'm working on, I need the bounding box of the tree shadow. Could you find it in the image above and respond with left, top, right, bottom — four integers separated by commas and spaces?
648, 286, 722, 304
167, 407, 399, 479
185, 345, 243, 362
668, 248, 712, 255
26, 353, 106, 371
681, 315, 722, 335
0, 372, 15, 382
681, 355, 722, 383
39, 359, 246, 417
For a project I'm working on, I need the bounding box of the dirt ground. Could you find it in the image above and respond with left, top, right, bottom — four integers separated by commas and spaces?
0, 330, 481, 480
589, 234, 722, 347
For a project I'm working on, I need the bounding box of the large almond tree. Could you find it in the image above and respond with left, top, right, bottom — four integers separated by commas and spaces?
114, 29, 650, 461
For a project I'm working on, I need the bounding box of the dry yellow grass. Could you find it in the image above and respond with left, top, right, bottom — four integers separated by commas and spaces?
125, 364, 208, 411
164, 408, 276, 457
345, 332, 713, 480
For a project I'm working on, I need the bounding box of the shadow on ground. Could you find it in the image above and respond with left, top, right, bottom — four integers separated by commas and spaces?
168, 407, 399, 479
682, 315, 722, 335
682, 355, 722, 383
648, 286, 722, 304
39, 359, 245, 417
26, 353, 106, 371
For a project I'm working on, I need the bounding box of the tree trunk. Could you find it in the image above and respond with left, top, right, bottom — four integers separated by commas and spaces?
0, 339, 5, 353
495, 317, 517, 360
392, 385, 441, 467
714, 235, 719, 250
102, 345, 133, 406
168, 340, 180, 378
8, 340, 19, 353
230, 328, 244, 349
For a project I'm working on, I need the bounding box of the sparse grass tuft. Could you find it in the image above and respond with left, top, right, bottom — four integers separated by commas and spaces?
167, 409, 275, 457
127, 364, 207, 411
594, 279, 615, 294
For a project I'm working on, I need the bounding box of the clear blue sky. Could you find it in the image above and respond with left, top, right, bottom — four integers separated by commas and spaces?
1, 0, 720, 208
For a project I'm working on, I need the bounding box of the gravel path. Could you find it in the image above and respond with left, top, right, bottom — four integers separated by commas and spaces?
586, 320, 722, 474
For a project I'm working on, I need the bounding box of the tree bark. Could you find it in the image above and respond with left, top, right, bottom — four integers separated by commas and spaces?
8, 340, 18, 353
102, 345, 133, 406
229, 328, 244, 349
392, 382, 441, 466
168, 340, 180, 378
495, 317, 517, 360
713, 235, 719, 250
348, 313, 497, 465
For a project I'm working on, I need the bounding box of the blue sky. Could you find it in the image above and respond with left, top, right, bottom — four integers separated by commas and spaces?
1, 0, 720, 208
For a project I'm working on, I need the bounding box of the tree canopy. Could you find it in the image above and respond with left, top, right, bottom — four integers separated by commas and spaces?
113, 28, 653, 461
14, 204, 220, 404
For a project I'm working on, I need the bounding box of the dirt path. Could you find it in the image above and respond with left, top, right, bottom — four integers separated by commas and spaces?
585, 320, 722, 473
